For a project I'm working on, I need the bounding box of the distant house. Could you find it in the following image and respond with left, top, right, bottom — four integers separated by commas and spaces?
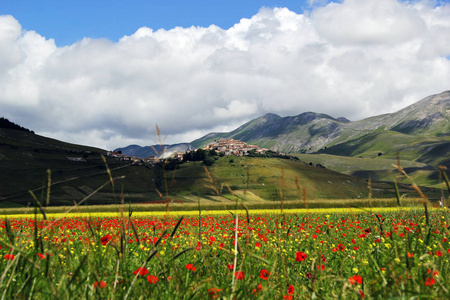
173, 152, 184, 161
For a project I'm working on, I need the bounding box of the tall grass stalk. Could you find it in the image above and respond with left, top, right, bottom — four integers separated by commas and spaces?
230, 212, 239, 299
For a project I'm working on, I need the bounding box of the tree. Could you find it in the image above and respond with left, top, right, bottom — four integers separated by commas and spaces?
193, 149, 207, 161
203, 156, 215, 166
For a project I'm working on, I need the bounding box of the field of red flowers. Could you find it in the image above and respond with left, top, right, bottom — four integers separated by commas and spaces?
1, 207, 449, 299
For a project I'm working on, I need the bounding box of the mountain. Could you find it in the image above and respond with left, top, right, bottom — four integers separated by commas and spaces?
191, 91, 450, 155
116, 91, 449, 175
190, 111, 350, 152
114, 143, 192, 159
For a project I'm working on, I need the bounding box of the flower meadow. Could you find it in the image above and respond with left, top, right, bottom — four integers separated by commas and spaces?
1, 207, 450, 299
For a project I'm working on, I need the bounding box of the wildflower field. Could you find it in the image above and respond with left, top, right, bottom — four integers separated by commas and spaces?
1, 207, 450, 299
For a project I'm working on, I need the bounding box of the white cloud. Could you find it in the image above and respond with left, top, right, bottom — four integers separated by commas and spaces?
311, 0, 427, 45
1, 1, 450, 150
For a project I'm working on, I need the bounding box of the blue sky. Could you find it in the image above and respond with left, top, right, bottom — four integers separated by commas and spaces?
1, 0, 450, 149
2, 0, 315, 46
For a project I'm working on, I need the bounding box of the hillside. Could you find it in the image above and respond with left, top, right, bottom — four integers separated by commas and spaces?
0, 127, 156, 207
3, 125, 442, 207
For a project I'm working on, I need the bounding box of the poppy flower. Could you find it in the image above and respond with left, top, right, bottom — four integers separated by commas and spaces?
348, 275, 363, 285
208, 287, 222, 299
259, 269, 270, 280
100, 234, 112, 246
133, 267, 149, 276
359, 290, 365, 298
147, 275, 159, 284
234, 271, 245, 280
94, 281, 107, 289
252, 283, 263, 295
295, 251, 307, 262
227, 263, 234, 270
3, 254, 15, 260
37, 253, 46, 259
425, 278, 435, 286
186, 263, 196, 271
288, 284, 294, 295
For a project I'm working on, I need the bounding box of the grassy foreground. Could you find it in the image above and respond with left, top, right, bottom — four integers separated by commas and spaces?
1, 205, 450, 299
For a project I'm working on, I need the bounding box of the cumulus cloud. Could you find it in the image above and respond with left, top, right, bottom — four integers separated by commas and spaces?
1, 0, 450, 150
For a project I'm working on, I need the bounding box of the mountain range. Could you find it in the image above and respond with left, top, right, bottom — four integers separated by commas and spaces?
116, 91, 449, 162
1, 91, 448, 207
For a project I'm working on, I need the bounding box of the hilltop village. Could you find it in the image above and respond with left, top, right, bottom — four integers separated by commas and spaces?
106, 139, 272, 165
202, 139, 269, 156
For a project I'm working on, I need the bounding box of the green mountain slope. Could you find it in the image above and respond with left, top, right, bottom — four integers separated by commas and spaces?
187, 91, 450, 187
3, 126, 441, 207
0, 127, 157, 207
145, 156, 442, 202
192, 91, 449, 154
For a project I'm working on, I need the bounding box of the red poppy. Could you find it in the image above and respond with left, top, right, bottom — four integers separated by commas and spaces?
37, 253, 46, 259
407, 252, 414, 258
359, 290, 365, 298
133, 267, 149, 276
147, 275, 159, 284
425, 278, 435, 286
227, 263, 234, 270
100, 234, 112, 246
234, 271, 245, 280
295, 251, 307, 262
208, 287, 222, 299
348, 275, 363, 285
259, 269, 270, 280
94, 281, 107, 289
435, 250, 442, 257
283, 296, 293, 300
286, 284, 294, 295
3, 254, 15, 260
252, 283, 263, 295
186, 263, 196, 271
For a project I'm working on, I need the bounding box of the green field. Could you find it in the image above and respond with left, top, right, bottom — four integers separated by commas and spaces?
1, 206, 450, 299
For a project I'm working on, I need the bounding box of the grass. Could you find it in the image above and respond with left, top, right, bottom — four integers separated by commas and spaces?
1, 206, 450, 299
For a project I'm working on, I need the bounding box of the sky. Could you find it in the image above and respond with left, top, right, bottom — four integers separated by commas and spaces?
1, 0, 450, 150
